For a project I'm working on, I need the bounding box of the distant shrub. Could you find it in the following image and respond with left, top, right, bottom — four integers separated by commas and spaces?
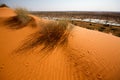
89, 23, 92, 26
114, 32, 120, 37
110, 28, 116, 31
103, 24, 109, 27
98, 27, 106, 32
110, 27, 119, 31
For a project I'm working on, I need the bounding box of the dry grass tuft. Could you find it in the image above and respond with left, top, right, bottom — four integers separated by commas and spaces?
15, 20, 74, 53
4, 8, 35, 29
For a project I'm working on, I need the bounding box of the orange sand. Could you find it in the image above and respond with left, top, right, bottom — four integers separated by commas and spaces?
0, 7, 120, 80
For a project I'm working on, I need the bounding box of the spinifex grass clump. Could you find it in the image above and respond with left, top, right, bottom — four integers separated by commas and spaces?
15, 20, 74, 53
15, 8, 31, 24
5, 8, 33, 29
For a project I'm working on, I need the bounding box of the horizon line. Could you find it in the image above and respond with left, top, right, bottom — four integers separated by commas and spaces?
29, 10, 120, 12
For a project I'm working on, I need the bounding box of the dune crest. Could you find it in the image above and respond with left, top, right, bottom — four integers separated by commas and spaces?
0, 7, 16, 17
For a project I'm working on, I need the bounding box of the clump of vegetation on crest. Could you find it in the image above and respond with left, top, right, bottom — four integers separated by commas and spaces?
5, 8, 35, 29
15, 8, 32, 25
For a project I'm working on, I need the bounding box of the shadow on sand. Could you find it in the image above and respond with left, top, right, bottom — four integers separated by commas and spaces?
4, 16, 37, 29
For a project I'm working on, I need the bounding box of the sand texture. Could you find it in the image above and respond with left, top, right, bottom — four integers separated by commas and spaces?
0, 7, 120, 80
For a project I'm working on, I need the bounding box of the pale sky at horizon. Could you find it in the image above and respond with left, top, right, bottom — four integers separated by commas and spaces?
0, 0, 120, 12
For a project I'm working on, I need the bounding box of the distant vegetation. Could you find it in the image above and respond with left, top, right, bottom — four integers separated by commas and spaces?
31, 11, 120, 37
70, 20, 120, 37
31, 11, 120, 24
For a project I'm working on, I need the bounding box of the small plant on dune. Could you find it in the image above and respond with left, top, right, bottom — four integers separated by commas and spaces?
15, 8, 32, 25
15, 20, 74, 53
5, 8, 34, 29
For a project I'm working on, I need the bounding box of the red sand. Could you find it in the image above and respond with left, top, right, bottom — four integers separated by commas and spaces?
0, 7, 16, 17
0, 7, 120, 80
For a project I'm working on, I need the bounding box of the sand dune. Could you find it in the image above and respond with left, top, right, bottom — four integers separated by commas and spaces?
0, 7, 16, 17
0, 7, 120, 80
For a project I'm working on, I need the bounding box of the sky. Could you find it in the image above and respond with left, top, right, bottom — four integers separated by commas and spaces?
0, 0, 120, 11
